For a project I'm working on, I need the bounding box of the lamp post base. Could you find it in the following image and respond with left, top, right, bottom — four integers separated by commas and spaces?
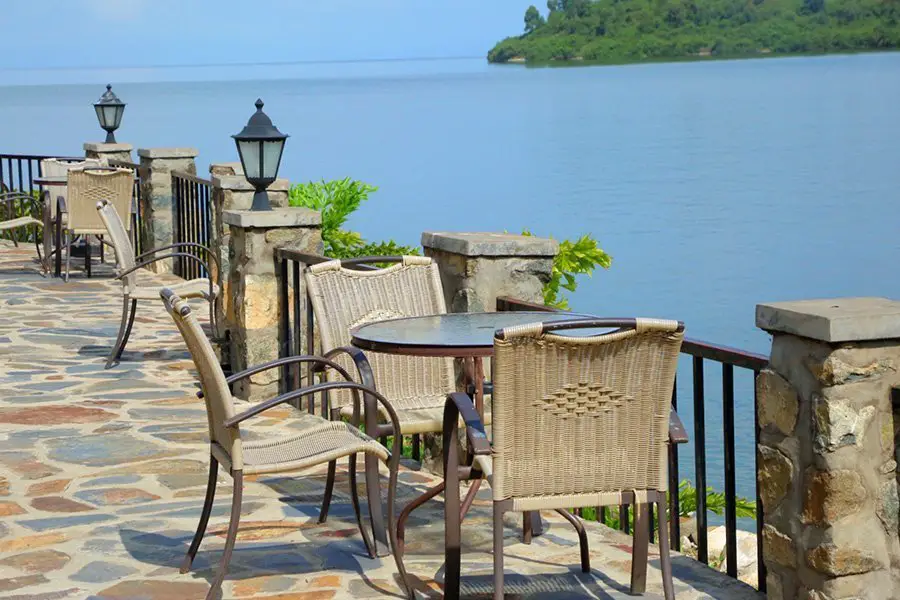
250, 188, 272, 211
104, 131, 117, 144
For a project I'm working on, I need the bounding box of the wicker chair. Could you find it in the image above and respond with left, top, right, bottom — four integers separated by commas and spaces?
441, 317, 684, 600
58, 167, 131, 280
160, 288, 411, 600
0, 192, 44, 260
96, 199, 220, 369
39, 158, 103, 222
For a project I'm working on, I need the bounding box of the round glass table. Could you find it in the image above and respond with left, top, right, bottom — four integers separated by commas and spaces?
352, 310, 598, 546
351, 310, 599, 358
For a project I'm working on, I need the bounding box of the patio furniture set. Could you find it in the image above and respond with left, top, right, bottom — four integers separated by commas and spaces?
3, 165, 688, 600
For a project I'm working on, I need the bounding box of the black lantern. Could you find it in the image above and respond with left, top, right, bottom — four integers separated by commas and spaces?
232, 99, 288, 211
93, 84, 125, 144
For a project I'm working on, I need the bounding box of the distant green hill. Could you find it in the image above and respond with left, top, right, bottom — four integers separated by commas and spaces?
488, 0, 900, 64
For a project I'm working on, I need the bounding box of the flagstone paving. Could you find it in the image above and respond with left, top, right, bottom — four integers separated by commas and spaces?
0, 243, 762, 599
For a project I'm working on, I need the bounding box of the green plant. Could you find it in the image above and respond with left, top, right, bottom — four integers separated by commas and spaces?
523, 230, 612, 309
288, 178, 416, 259
677, 480, 756, 518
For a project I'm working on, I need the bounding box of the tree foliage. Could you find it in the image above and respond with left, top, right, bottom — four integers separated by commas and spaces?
489, 0, 900, 63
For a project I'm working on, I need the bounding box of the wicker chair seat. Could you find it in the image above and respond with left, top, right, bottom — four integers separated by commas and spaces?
339, 397, 492, 436
129, 279, 218, 301
0, 216, 43, 230
212, 419, 389, 476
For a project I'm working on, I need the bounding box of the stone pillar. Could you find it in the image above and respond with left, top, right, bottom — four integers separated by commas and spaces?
421, 231, 558, 312
420, 231, 559, 472
224, 208, 321, 401
84, 142, 133, 164
137, 148, 199, 272
755, 297, 900, 600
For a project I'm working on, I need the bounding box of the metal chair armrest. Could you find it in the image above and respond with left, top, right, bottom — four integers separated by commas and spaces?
446, 392, 491, 456
669, 409, 688, 445
136, 242, 220, 268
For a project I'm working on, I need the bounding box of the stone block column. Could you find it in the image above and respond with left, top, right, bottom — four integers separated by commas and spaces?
419, 231, 559, 472
224, 208, 321, 401
137, 148, 199, 273
421, 231, 558, 312
84, 142, 133, 164
755, 297, 900, 600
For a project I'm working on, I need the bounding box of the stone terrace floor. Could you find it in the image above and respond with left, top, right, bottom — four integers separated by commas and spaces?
0, 243, 763, 600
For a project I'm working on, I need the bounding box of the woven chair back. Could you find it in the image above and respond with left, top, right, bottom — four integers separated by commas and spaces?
161, 289, 242, 469
40, 158, 103, 218
96, 199, 138, 293
305, 256, 455, 411
490, 318, 683, 506
65, 168, 132, 233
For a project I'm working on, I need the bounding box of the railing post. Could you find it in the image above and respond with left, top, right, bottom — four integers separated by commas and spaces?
421, 231, 559, 474
137, 148, 199, 273
224, 208, 321, 401
84, 142, 133, 164
756, 298, 900, 600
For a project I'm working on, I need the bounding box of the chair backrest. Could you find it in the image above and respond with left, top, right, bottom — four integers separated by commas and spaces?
305, 256, 455, 411
96, 199, 138, 292
160, 289, 243, 469
65, 167, 132, 233
490, 318, 684, 505
40, 158, 103, 218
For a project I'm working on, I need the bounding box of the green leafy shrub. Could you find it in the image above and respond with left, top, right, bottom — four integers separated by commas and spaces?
677, 480, 756, 518
524, 231, 612, 309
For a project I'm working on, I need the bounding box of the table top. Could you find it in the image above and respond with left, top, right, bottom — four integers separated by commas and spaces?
351, 311, 601, 357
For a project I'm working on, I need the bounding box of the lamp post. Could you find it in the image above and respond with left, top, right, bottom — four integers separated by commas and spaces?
93, 84, 125, 144
232, 99, 288, 211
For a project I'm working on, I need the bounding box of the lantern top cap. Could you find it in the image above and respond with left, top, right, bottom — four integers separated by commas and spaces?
96, 84, 124, 106
232, 98, 288, 141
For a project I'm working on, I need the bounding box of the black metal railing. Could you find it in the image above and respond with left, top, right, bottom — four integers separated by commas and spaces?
497, 295, 769, 591
172, 170, 214, 280
0, 153, 51, 195
108, 159, 143, 255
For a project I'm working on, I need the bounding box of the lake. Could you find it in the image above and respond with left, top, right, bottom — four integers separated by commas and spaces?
2, 52, 899, 508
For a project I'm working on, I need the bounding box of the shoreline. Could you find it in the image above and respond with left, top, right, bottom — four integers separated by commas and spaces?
488, 47, 900, 69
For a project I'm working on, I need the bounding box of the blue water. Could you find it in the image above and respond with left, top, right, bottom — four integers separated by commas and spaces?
3, 53, 899, 508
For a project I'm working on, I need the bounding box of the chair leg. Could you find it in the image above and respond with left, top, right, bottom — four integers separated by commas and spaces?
64, 232, 71, 282
206, 470, 242, 600
106, 298, 137, 369
85, 235, 92, 278
181, 456, 218, 573
318, 459, 337, 524
364, 451, 390, 557
444, 417, 462, 600
397, 481, 444, 556
631, 503, 649, 594
385, 453, 413, 599
99, 235, 104, 263
556, 509, 590, 573
493, 503, 505, 600
347, 453, 377, 558
656, 497, 675, 600
522, 511, 533, 544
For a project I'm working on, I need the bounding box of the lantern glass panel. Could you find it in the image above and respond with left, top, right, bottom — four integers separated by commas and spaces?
262, 139, 285, 179
237, 139, 261, 179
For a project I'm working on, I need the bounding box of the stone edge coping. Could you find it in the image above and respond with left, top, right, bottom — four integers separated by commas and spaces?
421, 231, 559, 257
756, 297, 900, 343
223, 208, 321, 228
211, 175, 289, 191
84, 142, 133, 151
137, 147, 200, 159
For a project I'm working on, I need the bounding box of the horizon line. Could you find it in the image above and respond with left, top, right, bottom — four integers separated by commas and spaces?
0, 55, 485, 73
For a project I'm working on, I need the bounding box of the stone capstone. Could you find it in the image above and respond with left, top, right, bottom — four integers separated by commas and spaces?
758, 445, 793, 512
802, 469, 867, 526
756, 370, 799, 436
756, 297, 900, 343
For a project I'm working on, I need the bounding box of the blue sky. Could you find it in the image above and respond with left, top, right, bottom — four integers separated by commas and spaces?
3, 0, 533, 72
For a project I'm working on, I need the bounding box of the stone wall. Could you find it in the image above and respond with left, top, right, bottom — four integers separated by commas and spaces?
84, 142, 133, 164
756, 298, 900, 600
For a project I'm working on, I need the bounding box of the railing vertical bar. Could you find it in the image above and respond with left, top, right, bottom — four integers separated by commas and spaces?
26, 161, 33, 195
412, 434, 421, 462
669, 378, 681, 551
0, 157, 5, 190
6, 159, 13, 190
649, 503, 655, 543
754, 369, 767, 593
599, 507, 607, 526
723, 363, 737, 578
278, 256, 290, 393
292, 260, 302, 390
620, 504, 630, 533
17, 159, 23, 194
693, 356, 708, 564
306, 284, 315, 415
188, 181, 196, 279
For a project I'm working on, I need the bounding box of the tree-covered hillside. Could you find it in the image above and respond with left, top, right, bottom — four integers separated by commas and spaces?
488, 0, 900, 63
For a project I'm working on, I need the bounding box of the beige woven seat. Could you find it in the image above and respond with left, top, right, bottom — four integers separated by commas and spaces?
441, 317, 685, 600
160, 288, 411, 600
97, 199, 219, 369
0, 192, 44, 262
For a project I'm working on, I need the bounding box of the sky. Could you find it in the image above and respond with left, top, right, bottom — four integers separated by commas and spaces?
0, 0, 534, 83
